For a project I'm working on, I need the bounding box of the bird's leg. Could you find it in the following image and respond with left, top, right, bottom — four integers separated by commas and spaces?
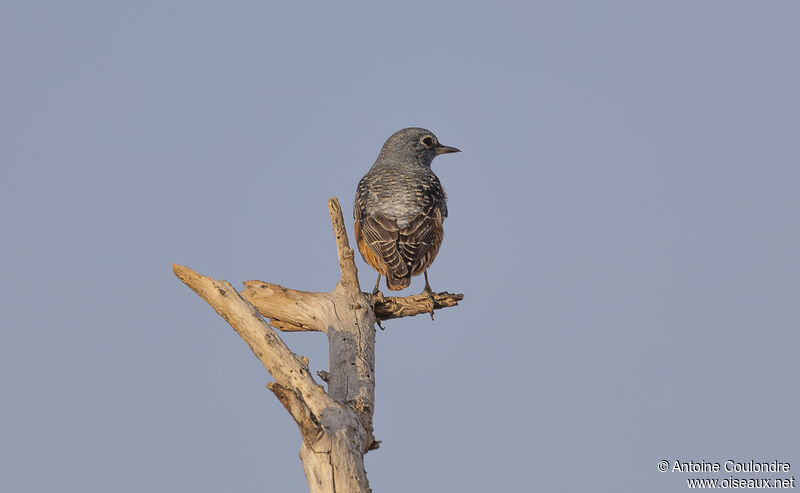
372, 274, 382, 295
370, 274, 385, 307
422, 270, 435, 320
423, 271, 434, 295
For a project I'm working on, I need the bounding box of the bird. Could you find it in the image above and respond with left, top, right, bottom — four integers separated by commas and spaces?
354, 127, 460, 294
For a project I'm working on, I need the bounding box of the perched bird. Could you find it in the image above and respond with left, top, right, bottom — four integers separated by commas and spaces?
354, 127, 460, 293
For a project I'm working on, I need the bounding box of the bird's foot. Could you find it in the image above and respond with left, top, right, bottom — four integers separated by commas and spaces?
422, 286, 436, 320
370, 290, 386, 329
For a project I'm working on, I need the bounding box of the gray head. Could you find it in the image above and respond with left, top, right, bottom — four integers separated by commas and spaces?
377, 127, 460, 167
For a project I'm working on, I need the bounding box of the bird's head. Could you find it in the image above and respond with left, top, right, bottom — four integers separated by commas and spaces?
378, 127, 460, 167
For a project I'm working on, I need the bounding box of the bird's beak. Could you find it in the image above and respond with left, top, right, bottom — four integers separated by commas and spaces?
435, 144, 461, 155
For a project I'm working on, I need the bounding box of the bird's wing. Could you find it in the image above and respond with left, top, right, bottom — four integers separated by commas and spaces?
358, 213, 409, 278
399, 205, 445, 276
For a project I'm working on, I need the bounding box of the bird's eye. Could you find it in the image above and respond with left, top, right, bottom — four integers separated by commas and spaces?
420, 136, 435, 148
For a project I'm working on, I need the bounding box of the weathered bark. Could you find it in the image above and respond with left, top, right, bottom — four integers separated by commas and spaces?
173, 197, 462, 493
242, 284, 464, 326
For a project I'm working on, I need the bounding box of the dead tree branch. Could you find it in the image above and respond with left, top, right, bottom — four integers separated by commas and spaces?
173, 197, 463, 493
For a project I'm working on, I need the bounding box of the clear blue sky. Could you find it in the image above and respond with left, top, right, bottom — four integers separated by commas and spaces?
1, 2, 797, 491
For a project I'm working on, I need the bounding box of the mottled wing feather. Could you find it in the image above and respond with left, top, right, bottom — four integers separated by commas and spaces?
354, 218, 386, 276
358, 214, 408, 279
399, 206, 444, 276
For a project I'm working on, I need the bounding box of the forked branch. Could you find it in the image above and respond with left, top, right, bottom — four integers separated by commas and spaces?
173, 197, 462, 493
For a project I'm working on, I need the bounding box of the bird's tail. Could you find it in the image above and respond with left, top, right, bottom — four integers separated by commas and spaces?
386, 272, 411, 291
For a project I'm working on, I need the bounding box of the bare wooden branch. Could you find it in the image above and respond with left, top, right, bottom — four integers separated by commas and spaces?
242, 283, 464, 326
373, 291, 464, 321
328, 197, 360, 295
240, 281, 329, 333
268, 319, 312, 332
325, 198, 376, 438
172, 265, 331, 414
267, 382, 322, 445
